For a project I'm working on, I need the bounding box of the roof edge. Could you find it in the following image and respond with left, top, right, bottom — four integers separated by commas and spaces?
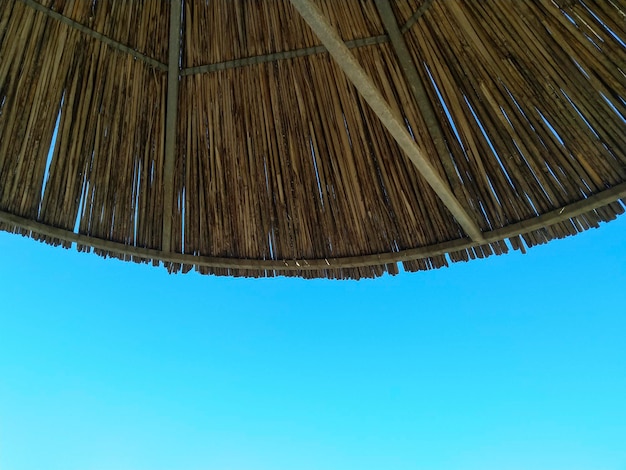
1, 183, 624, 274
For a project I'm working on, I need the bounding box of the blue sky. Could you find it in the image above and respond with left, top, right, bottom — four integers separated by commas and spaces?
0, 215, 625, 470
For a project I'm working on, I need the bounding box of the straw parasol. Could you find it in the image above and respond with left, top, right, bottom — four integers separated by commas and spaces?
1, 0, 624, 279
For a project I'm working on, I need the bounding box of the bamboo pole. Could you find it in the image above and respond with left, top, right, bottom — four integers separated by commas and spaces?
161, 0, 182, 252
1, 182, 624, 272
289, 0, 484, 242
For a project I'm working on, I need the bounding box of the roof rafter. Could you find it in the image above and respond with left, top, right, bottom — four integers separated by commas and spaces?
161, 0, 183, 252
181, 35, 388, 76
19, 0, 430, 77
374, 0, 463, 206
288, 0, 484, 242
18, 0, 167, 70
401, 0, 435, 33
180, 2, 432, 76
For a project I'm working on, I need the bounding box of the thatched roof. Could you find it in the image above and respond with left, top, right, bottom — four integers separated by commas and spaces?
1, 0, 625, 279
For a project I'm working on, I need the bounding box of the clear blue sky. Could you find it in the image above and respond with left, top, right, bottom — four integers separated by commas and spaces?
1, 216, 625, 470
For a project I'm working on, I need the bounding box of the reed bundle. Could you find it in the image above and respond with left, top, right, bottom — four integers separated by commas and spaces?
0, 0, 624, 279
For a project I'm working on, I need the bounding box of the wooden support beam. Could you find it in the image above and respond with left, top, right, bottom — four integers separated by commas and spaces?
19, 0, 167, 70
179, 5, 428, 77
161, 0, 183, 252
374, 0, 462, 203
289, 0, 484, 242
2, 184, 625, 271
401, 0, 435, 33
182, 35, 388, 76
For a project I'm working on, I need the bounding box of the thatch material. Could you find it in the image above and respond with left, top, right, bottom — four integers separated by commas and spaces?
0, 0, 624, 279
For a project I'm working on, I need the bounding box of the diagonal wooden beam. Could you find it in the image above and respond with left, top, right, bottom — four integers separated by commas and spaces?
19, 0, 167, 70
401, 0, 435, 33
289, 0, 484, 242
161, 0, 183, 251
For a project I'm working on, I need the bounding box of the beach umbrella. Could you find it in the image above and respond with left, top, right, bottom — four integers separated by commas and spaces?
0, 0, 624, 279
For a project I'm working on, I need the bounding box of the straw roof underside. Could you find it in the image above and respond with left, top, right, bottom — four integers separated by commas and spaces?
0, 0, 625, 279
